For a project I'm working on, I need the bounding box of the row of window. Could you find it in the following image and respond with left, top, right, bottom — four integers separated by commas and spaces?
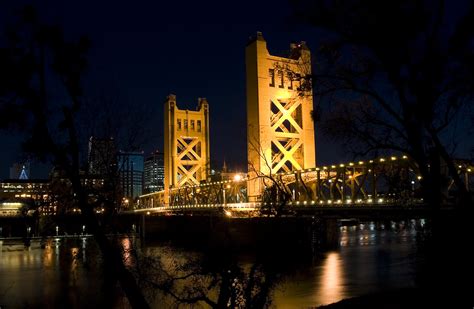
177, 119, 202, 132
269, 69, 302, 90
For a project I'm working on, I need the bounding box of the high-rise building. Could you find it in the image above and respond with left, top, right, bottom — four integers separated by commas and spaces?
88, 137, 117, 176
9, 162, 30, 179
144, 150, 165, 193
118, 151, 144, 200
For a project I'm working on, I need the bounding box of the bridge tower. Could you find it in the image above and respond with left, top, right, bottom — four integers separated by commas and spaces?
164, 94, 210, 202
246, 32, 316, 201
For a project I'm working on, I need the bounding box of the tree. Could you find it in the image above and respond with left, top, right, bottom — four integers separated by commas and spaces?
247, 135, 294, 217
0, 6, 149, 308
291, 0, 474, 209
290, 1, 474, 304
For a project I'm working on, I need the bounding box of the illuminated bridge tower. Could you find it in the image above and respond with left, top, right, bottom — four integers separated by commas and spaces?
164, 94, 210, 202
246, 32, 316, 201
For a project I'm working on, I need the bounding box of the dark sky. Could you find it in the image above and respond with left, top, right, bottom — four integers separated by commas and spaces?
0, 0, 347, 179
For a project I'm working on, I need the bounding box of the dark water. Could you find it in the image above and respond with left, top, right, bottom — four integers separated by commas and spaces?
0, 220, 424, 308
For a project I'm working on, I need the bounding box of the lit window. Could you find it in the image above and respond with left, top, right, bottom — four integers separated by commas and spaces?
184, 119, 188, 130
197, 120, 201, 132
191, 120, 195, 130
177, 119, 182, 130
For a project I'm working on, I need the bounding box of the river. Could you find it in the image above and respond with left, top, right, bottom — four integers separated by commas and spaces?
0, 219, 425, 308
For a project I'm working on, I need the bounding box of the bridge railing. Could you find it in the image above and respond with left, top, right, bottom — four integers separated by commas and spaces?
136, 156, 473, 211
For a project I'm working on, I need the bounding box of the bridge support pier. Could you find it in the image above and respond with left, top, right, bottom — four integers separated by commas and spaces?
313, 217, 340, 250
324, 218, 340, 249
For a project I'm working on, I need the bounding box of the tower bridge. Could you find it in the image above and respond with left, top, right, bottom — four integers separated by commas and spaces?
134, 33, 473, 216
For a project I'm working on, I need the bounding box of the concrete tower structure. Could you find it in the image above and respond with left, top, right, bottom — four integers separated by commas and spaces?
246, 32, 316, 200
164, 94, 210, 197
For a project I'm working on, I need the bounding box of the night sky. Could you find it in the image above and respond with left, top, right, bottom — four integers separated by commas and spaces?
0, 0, 359, 178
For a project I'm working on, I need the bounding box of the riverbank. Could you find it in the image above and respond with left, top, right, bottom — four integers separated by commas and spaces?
319, 287, 468, 308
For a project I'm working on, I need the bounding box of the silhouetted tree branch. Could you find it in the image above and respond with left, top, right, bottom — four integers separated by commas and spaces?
0, 6, 149, 308
291, 0, 474, 209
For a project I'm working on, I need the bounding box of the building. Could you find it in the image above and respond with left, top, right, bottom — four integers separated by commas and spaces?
118, 151, 144, 200
88, 137, 117, 176
164, 94, 210, 192
246, 32, 316, 201
0, 179, 51, 215
144, 150, 165, 193
9, 162, 30, 179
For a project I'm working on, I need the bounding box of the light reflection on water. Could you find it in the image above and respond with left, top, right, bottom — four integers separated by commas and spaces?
0, 220, 424, 308
272, 220, 421, 307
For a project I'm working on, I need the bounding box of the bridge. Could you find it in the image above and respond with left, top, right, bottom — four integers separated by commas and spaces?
135, 154, 473, 217
132, 33, 473, 217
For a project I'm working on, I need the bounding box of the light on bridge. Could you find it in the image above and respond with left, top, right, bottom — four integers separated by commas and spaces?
225, 210, 232, 217
233, 174, 242, 181
367, 198, 373, 203
377, 198, 384, 203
